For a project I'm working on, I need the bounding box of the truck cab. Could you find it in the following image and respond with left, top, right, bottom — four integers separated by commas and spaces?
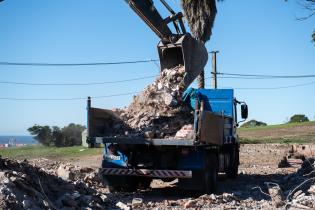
87, 88, 248, 193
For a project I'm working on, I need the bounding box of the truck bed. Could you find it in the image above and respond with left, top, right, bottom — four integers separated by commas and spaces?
89, 136, 196, 146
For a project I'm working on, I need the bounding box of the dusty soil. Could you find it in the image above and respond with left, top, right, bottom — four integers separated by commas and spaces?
1, 144, 315, 209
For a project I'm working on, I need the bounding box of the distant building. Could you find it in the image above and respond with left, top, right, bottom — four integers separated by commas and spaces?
81, 129, 103, 148
82, 129, 88, 147
8, 138, 16, 147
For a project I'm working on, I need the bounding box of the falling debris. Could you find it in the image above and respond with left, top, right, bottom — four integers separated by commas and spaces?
116, 65, 194, 139
181, 0, 217, 43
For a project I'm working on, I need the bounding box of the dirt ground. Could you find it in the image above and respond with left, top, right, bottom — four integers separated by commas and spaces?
64, 144, 313, 209
1, 144, 314, 209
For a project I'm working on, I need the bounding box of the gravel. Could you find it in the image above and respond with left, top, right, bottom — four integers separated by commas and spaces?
1, 145, 315, 209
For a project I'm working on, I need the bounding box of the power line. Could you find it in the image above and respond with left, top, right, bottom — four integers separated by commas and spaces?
2, 81, 315, 101
215, 72, 315, 78
1, 74, 312, 86
0, 75, 157, 86
207, 76, 315, 80
0, 59, 159, 67
0, 51, 218, 67
216, 81, 315, 90
0, 91, 140, 101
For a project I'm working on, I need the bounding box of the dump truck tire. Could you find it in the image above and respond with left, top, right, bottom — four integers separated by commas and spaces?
226, 145, 239, 179
204, 152, 218, 193
137, 177, 152, 190
102, 175, 138, 192
101, 175, 122, 192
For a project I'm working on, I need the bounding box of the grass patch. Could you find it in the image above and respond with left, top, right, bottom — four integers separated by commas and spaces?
240, 136, 315, 144
239, 121, 315, 132
0, 145, 103, 160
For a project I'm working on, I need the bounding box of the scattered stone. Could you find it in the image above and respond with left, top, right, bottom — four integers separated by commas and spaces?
132, 197, 143, 208
116, 201, 130, 210
308, 185, 315, 195
100, 194, 107, 202
292, 190, 304, 199
22, 198, 34, 209
184, 199, 196, 208
57, 164, 73, 181
266, 184, 284, 207
0, 157, 105, 210
278, 156, 291, 168
175, 124, 194, 139
144, 130, 155, 139
1, 145, 315, 210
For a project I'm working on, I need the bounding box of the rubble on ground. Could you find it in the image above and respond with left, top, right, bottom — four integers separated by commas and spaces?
0, 157, 107, 210
278, 156, 292, 168
115, 65, 194, 139
1, 145, 315, 209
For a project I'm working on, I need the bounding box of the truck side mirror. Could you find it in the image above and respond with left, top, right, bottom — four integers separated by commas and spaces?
241, 104, 248, 119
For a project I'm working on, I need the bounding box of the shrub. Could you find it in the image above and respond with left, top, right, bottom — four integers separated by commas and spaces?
289, 114, 309, 123
241, 119, 267, 128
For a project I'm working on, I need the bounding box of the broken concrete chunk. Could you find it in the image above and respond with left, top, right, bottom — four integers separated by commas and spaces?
278, 156, 291, 168
144, 130, 155, 139
132, 198, 143, 208
308, 185, 315, 195
56, 164, 72, 181
184, 199, 196, 208
267, 184, 284, 208
175, 124, 194, 139
110, 65, 193, 139
116, 201, 130, 210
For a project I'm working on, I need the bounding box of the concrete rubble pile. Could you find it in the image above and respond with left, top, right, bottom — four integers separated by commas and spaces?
106, 191, 275, 209
277, 157, 315, 209
0, 157, 108, 210
1, 150, 315, 209
106, 157, 315, 209
115, 65, 194, 139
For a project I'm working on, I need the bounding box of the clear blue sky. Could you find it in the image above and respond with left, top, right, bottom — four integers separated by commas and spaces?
0, 0, 314, 135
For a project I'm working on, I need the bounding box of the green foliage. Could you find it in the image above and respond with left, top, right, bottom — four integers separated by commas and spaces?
61, 123, 85, 147
241, 119, 267, 128
27, 124, 86, 147
289, 114, 309, 123
27, 125, 53, 146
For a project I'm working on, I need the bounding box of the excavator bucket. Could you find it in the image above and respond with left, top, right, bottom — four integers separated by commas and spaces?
157, 34, 208, 89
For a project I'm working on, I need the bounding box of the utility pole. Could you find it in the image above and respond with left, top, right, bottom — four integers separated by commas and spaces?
211, 51, 219, 89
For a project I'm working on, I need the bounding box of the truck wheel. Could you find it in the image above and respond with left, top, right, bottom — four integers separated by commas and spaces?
204, 153, 218, 193
102, 175, 138, 192
121, 176, 139, 192
101, 175, 122, 192
226, 145, 239, 179
137, 177, 151, 190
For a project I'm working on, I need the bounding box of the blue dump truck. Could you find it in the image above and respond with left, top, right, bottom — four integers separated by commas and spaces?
87, 88, 248, 193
